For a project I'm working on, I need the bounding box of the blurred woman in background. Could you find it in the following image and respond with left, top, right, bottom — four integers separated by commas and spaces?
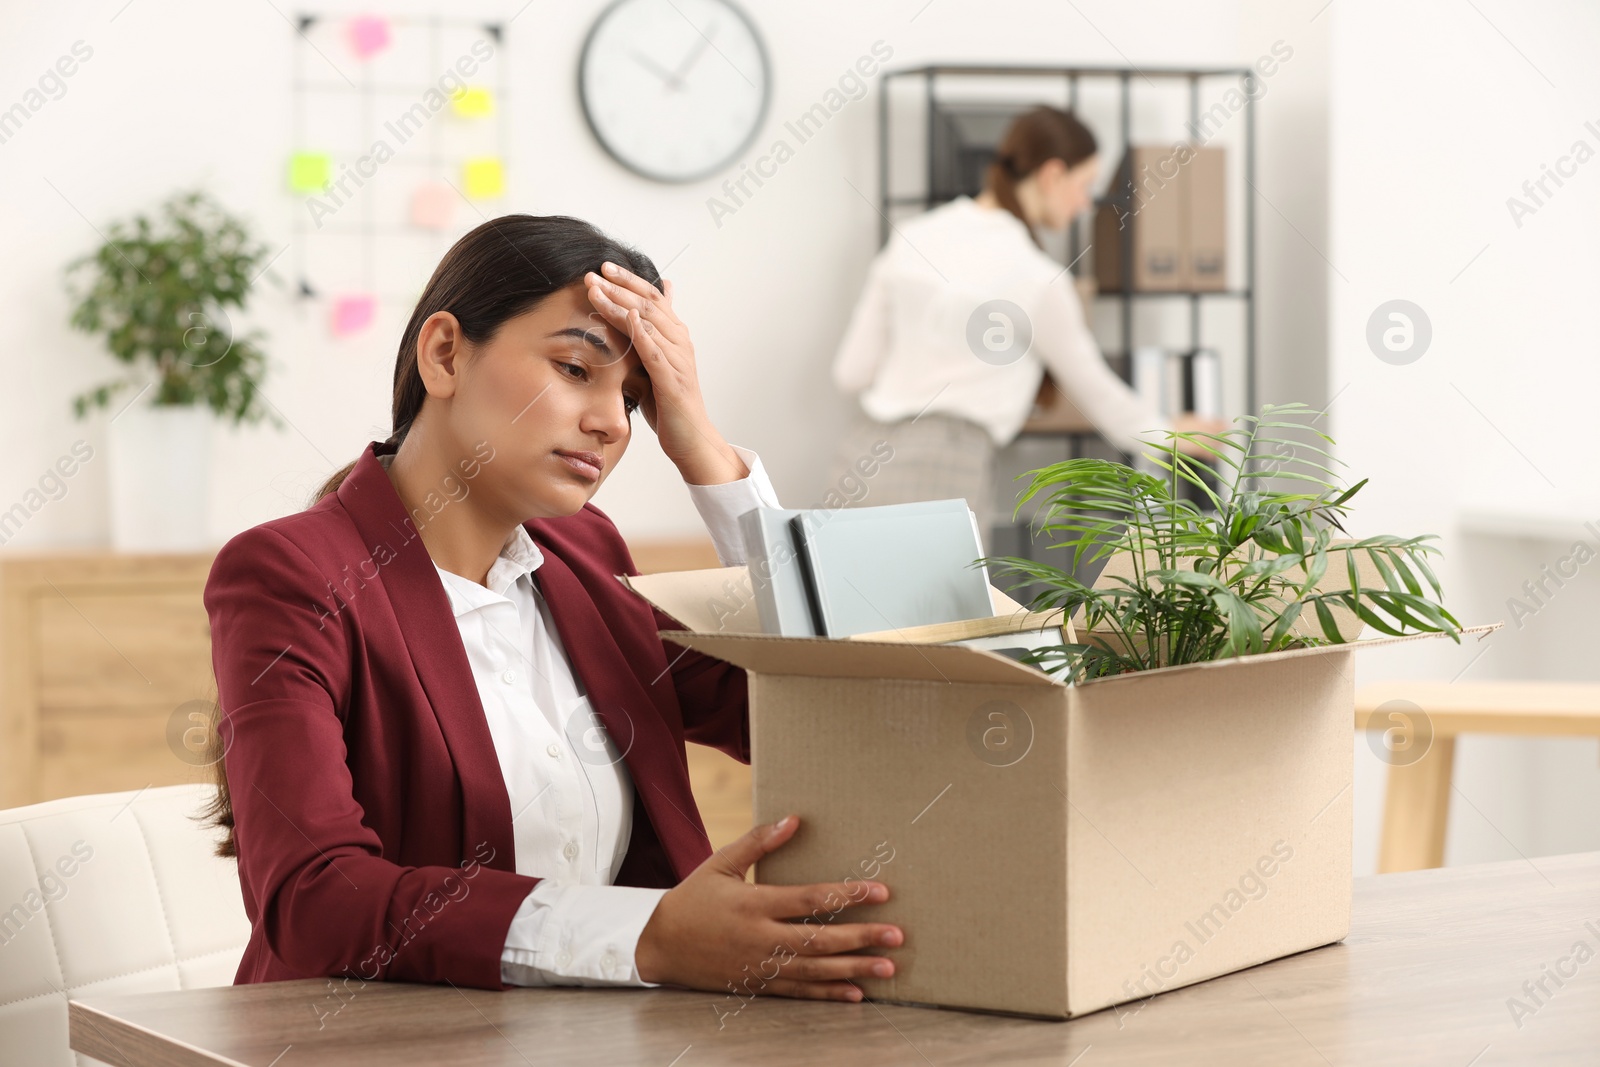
828, 105, 1222, 543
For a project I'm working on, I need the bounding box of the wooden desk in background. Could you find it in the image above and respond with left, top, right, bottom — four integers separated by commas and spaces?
0, 551, 218, 808
71, 852, 1600, 1065
0, 544, 755, 847
1356, 681, 1600, 874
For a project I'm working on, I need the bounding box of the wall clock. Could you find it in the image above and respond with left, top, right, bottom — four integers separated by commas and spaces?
578, 0, 770, 183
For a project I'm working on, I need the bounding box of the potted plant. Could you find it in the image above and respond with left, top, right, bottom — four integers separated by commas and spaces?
984, 403, 1462, 683
66, 189, 280, 550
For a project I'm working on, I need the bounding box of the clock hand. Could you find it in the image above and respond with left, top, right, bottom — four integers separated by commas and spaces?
631, 50, 684, 91
670, 21, 718, 84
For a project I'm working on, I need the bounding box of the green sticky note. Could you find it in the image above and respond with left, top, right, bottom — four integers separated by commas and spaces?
288, 152, 332, 194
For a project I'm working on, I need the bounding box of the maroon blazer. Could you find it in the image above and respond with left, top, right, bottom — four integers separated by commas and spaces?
203, 439, 749, 990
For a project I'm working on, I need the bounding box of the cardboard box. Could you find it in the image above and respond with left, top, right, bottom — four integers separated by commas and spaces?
1095, 145, 1227, 293
622, 566, 1496, 1019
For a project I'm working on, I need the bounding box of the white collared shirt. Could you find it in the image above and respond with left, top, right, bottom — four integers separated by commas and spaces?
377, 446, 780, 986
832, 195, 1170, 452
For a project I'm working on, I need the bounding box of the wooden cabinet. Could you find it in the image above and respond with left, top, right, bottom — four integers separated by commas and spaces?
0, 552, 219, 807
0, 544, 752, 845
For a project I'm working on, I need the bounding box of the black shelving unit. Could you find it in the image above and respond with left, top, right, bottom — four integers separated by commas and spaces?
877, 63, 1259, 433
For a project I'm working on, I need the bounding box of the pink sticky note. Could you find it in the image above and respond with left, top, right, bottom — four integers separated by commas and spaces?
331, 294, 377, 337
347, 16, 391, 60
409, 182, 455, 230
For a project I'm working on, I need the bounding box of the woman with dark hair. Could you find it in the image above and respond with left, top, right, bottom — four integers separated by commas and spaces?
829, 105, 1222, 542
201, 214, 902, 1004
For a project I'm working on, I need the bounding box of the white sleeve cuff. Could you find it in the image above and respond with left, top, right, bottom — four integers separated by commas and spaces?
684, 444, 782, 566
500, 882, 668, 988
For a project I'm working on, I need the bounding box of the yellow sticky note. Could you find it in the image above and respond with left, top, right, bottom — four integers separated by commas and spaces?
288, 152, 331, 194
463, 157, 505, 199
451, 86, 494, 119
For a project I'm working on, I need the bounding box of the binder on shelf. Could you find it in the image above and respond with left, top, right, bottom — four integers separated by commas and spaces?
1188, 348, 1223, 418
1132, 346, 1224, 419
1186, 147, 1228, 291
1132, 345, 1169, 413
1094, 144, 1228, 292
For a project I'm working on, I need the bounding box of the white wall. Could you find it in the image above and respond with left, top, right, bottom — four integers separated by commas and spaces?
1329, 0, 1600, 872
0, 0, 1326, 544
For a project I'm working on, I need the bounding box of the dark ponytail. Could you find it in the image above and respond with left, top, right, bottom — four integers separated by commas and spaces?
204, 215, 660, 859
985, 105, 1098, 247
310, 215, 662, 503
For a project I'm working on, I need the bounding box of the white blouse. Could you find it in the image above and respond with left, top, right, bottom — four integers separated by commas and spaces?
831, 195, 1170, 453
377, 446, 781, 987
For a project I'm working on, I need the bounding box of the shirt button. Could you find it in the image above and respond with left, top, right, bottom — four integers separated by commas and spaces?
501, 669, 516, 685
546, 743, 562, 759
555, 950, 572, 968
563, 840, 579, 861
601, 951, 618, 972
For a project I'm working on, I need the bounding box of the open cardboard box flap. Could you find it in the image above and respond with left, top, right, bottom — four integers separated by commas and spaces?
619, 567, 1059, 686
619, 563, 1501, 685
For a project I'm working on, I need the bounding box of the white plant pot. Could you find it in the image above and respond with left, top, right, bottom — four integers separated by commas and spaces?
107, 403, 213, 552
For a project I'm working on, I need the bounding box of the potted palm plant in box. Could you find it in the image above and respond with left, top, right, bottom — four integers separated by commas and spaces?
66, 189, 280, 550
984, 403, 1462, 683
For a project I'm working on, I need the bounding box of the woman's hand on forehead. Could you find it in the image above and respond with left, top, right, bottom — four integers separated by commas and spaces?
583, 261, 692, 429
582, 261, 748, 485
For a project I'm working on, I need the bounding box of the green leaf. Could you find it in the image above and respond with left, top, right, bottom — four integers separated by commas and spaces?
1303, 546, 1328, 595
1367, 547, 1403, 595
1390, 548, 1424, 597
1312, 597, 1344, 643
1268, 600, 1305, 649
1217, 592, 1264, 656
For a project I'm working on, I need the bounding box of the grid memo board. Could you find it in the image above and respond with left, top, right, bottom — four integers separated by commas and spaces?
286, 14, 511, 335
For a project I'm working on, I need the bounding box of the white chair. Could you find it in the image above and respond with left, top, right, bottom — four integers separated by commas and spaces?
0, 784, 250, 1066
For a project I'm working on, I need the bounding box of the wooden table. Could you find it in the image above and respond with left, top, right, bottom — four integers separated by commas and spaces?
70, 852, 1600, 1065
1356, 681, 1600, 873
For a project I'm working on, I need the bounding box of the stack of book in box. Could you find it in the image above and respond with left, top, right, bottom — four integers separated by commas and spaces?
737, 499, 1071, 679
